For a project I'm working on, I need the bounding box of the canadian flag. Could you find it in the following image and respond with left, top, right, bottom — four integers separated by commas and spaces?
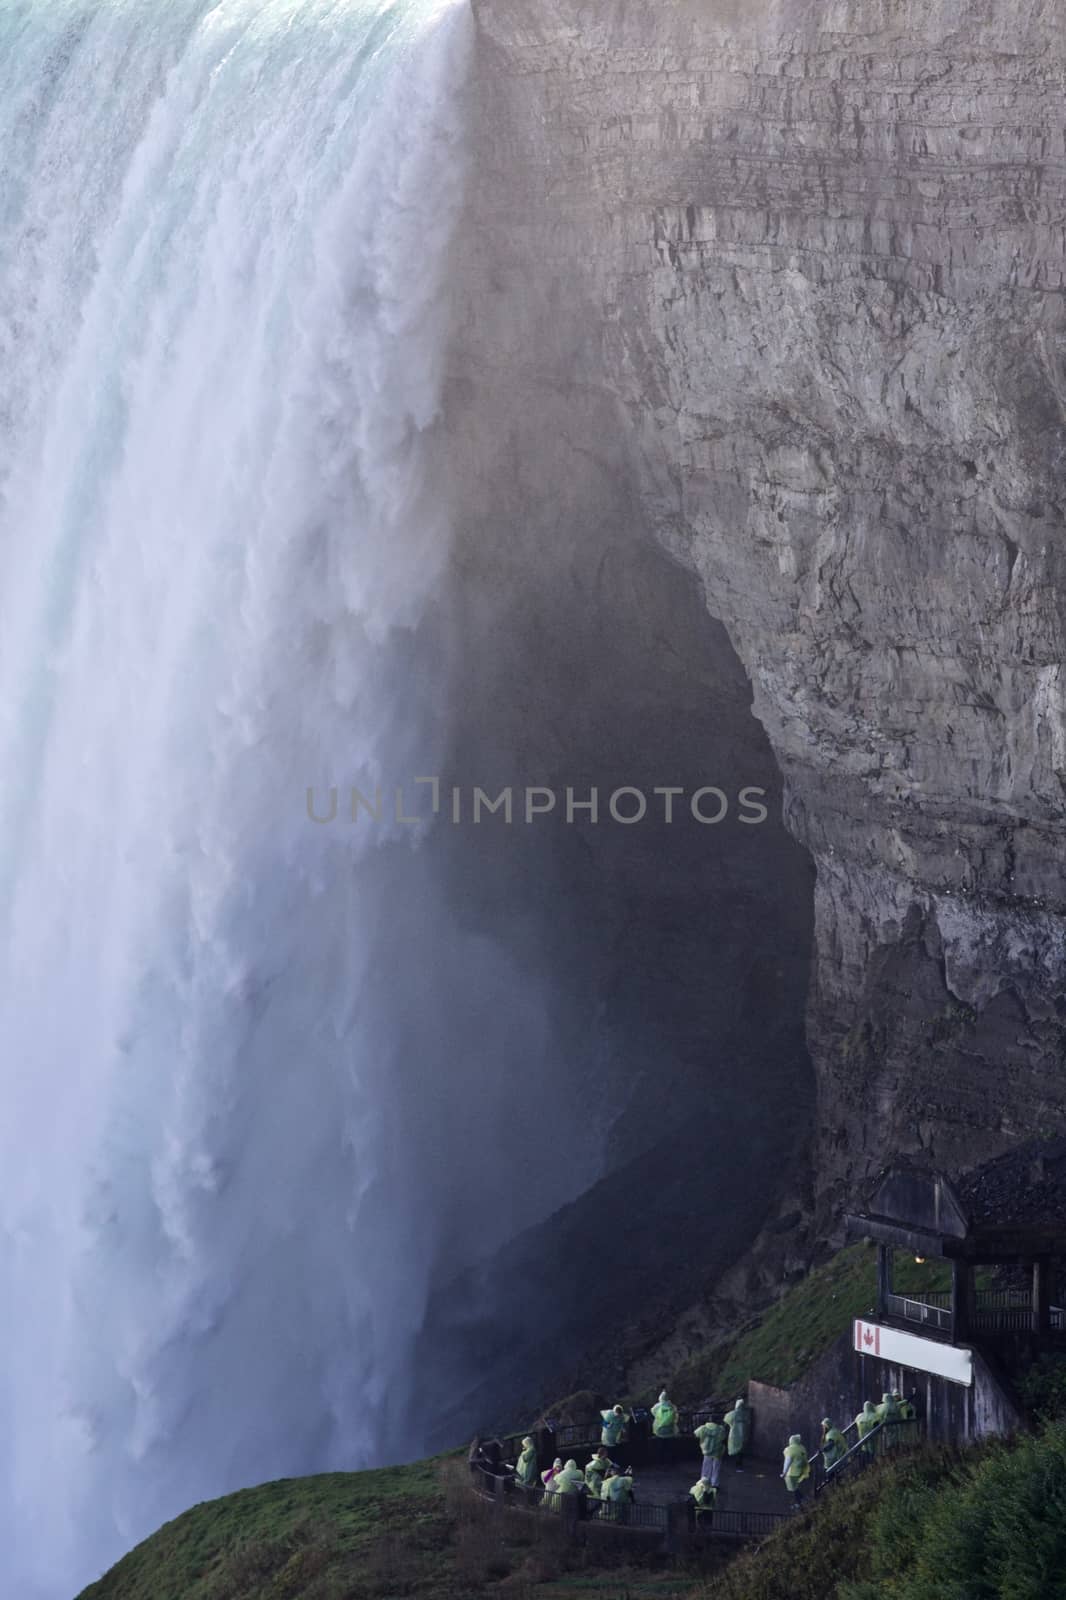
854, 1319, 881, 1356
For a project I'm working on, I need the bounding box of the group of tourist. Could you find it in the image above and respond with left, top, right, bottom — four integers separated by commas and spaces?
514, 1440, 636, 1514
774, 1390, 918, 1512
509, 1392, 754, 1519
504, 1384, 918, 1525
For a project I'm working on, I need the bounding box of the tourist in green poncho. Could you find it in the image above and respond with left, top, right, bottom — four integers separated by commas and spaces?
550, 1459, 585, 1508
694, 1417, 727, 1486
856, 1399, 880, 1455
724, 1397, 751, 1469
689, 1476, 718, 1522
652, 1390, 678, 1438
877, 1391, 901, 1423
877, 1390, 902, 1446
515, 1436, 539, 1488
601, 1467, 635, 1521
820, 1417, 846, 1472
584, 1447, 617, 1497
600, 1404, 629, 1448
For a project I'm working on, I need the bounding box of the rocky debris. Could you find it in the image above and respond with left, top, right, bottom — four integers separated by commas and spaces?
956, 1138, 1066, 1229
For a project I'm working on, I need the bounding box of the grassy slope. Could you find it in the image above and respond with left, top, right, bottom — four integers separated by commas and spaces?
75, 1458, 685, 1600
692, 1425, 1066, 1600
666, 1244, 951, 1402
688, 1447, 970, 1600
76, 1464, 447, 1600
74, 1246, 966, 1600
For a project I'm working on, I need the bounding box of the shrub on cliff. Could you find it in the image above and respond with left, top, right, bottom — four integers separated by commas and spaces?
692, 1450, 956, 1600
1017, 1352, 1066, 1422
697, 1426, 1066, 1600
840, 1423, 1066, 1600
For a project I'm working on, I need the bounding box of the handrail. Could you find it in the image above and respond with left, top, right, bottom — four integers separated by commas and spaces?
810, 1414, 859, 1473
885, 1291, 952, 1332
815, 1417, 888, 1488
814, 1415, 921, 1494
538, 1400, 734, 1452
884, 1289, 1066, 1337
476, 1420, 912, 1548
475, 1458, 791, 1546
692, 1507, 792, 1540
509, 1478, 665, 1528
506, 1478, 789, 1540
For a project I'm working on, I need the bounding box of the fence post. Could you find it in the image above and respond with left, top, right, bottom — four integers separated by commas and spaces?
952, 1260, 972, 1341
665, 1501, 690, 1555
1033, 1256, 1052, 1335
877, 1244, 891, 1317
629, 1413, 651, 1469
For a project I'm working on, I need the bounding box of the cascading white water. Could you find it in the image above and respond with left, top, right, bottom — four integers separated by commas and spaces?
0, 3, 607, 1594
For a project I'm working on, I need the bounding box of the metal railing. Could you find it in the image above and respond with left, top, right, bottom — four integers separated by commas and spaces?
688, 1405, 734, 1430
476, 1459, 790, 1546
885, 1288, 1066, 1339
588, 1498, 666, 1530
885, 1290, 952, 1332
539, 1401, 732, 1453
510, 1480, 665, 1529
810, 1411, 861, 1473
548, 1422, 597, 1450
692, 1508, 791, 1541
814, 1415, 921, 1495
973, 1303, 1033, 1333
973, 1291, 1066, 1333
469, 1461, 509, 1504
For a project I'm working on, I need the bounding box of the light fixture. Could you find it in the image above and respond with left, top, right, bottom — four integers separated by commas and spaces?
914, 1256, 926, 1265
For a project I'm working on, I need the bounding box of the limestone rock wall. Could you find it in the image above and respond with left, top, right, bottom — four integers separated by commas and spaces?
458, 0, 1066, 1209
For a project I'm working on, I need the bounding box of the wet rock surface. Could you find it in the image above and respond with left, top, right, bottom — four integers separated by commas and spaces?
458, 0, 1066, 1213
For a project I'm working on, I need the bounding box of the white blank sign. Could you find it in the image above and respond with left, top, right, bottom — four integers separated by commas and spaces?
854, 1319, 973, 1386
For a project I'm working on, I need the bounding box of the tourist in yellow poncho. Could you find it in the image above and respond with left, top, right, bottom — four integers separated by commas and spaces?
856, 1399, 880, 1455
781, 1434, 810, 1508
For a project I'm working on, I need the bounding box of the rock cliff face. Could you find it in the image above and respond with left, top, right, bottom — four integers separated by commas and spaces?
452, 0, 1066, 1218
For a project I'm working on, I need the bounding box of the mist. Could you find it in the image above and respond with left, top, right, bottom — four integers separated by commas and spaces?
0, 4, 814, 1595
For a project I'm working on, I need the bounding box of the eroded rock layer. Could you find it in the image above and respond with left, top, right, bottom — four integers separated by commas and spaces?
457, 0, 1066, 1208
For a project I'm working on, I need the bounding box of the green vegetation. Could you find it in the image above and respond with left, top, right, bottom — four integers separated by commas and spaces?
1017, 1352, 1066, 1423
693, 1448, 962, 1600
690, 1426, 1066, 1599
80, 1244, 1051, 1600
76, 1463, 447, 1600
76, 1457, 682, 1600
89, 1424, 1065, 1599
667, 1244, 951, 1401
840, 1425, 1066, 1600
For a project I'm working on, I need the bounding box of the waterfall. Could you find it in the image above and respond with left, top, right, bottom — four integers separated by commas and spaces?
0, 3, 507, 1593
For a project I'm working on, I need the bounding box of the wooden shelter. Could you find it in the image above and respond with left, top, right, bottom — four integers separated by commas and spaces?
846, 1156, 1066, 1344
